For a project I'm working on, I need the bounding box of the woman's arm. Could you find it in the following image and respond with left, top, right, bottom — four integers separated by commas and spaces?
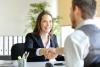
24, 33, 47, 58
24, 33, 38, 57
51, 34, 65, 61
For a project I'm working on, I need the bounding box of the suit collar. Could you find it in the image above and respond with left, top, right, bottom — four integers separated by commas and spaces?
32, 33, 55, 48
32, 33, 44, 48
50, 35, 55, 47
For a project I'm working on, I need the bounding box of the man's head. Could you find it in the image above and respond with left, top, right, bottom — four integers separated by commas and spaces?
70, 0, 96, 28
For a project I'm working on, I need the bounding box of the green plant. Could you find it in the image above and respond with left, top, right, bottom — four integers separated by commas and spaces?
28, 2, 49, 30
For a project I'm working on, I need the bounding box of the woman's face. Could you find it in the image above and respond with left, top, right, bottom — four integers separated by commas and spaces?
40, 14, 52, 34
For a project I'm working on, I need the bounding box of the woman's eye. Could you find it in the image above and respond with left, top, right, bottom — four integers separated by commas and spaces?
43, 21, 47, 23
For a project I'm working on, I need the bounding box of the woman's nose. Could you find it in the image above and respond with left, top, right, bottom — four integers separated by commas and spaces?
47, 21, 50, 26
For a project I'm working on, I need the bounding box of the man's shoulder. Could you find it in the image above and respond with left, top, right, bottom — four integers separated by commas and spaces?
71, 30, 86, 37
68, 30, 89, 45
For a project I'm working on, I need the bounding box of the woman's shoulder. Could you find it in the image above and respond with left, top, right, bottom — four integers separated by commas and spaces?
26, 32, 33, 37
26, 32, 40, 39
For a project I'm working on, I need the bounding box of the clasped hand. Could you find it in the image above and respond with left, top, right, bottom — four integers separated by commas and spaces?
40, 48, 58, 59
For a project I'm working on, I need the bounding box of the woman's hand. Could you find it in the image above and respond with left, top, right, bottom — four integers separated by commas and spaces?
39, 48, 46, 56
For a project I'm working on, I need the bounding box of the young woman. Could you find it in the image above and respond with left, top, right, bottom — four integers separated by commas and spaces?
24, 10, 64, 62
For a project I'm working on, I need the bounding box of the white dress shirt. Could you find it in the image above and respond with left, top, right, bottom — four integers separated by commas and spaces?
64, 30, 90, 67
64, 19, 97, 67
36, 35, 56, 62
36, 35, 50, 56
64, 18, 100, 67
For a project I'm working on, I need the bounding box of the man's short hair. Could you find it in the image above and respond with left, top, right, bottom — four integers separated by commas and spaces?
72, 0, 96, 19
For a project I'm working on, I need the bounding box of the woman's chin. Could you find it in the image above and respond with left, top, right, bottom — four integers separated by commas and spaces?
44, 31, 50, 34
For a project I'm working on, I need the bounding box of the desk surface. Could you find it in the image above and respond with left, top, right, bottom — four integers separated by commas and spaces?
28, 61, 65, 67
0, 60, 65, 67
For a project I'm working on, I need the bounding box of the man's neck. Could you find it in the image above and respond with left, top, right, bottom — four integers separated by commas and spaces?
76, 18, 84, 28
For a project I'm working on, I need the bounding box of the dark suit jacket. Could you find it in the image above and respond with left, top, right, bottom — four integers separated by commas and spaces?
24, 32, 64, 62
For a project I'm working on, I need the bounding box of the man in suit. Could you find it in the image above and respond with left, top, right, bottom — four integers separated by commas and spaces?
47, 0, 100, 67
66, 0, 100, 67
60, 0, 100, 67
63, 0, 97, 66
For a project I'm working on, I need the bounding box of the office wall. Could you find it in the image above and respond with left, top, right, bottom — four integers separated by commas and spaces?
96, 0, 100, 17
58, 0, 100, 26
0, 0, 57, 36
58, 0, 72, 26
0, 0, 30, 35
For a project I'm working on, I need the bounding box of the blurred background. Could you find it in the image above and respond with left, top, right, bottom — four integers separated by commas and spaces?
0, 0, 100, 58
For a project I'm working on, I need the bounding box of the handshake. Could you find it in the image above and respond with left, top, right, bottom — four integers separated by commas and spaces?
39, 48, 63, 60
39, 48, 58, 60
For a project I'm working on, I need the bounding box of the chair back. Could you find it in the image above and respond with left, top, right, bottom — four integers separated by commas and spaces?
11, 43, 25, 60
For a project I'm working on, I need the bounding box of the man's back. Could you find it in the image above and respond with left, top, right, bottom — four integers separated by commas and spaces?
64, 29, 89, 67
78, 24, 100, 67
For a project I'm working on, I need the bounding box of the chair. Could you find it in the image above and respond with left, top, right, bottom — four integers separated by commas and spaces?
11, 43, 25, 60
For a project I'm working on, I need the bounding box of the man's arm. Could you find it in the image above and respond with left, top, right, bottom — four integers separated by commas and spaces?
56, 48, 64, 55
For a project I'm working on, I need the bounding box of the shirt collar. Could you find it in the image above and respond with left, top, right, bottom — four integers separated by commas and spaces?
76, 18, 100, 29
41, 35, 50, 48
